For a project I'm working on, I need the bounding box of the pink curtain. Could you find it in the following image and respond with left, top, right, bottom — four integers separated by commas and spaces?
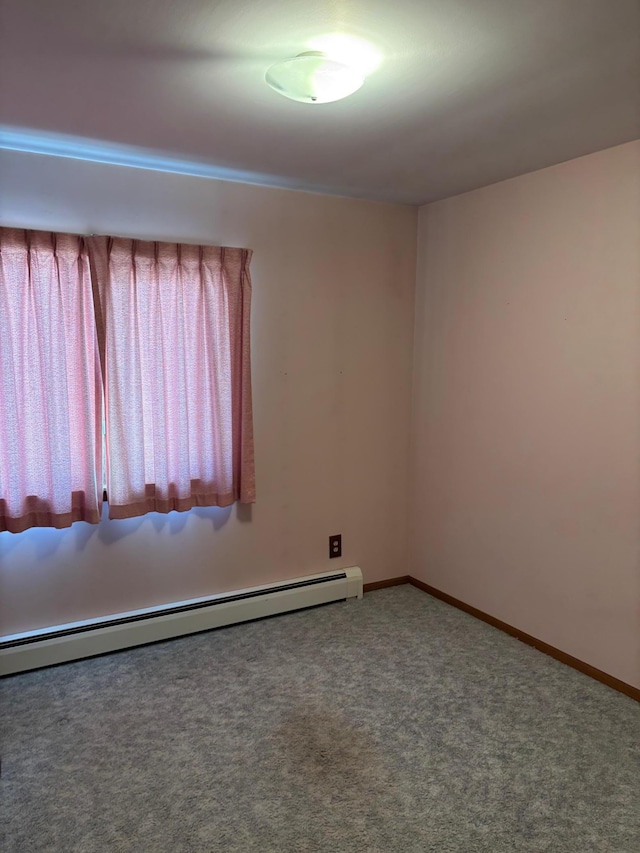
90, 237, 255, 519
0, 228, 103, 533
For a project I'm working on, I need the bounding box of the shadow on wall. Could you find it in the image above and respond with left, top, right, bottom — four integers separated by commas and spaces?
0, 501, 251, 560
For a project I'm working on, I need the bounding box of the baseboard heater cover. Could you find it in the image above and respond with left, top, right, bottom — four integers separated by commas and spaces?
0, 566, 363, 676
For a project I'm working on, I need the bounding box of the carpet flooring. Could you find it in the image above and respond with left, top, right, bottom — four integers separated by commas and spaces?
1, 585, 639, 852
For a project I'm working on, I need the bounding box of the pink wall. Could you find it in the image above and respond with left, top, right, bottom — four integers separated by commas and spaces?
0, 151, 417, 635
410, 141, 640, 688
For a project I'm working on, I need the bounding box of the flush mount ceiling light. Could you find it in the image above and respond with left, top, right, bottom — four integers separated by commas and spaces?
265, 51, 364, 104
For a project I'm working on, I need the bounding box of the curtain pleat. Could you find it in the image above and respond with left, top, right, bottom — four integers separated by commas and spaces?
89, 237, 255, 520
0, 228, 103, 533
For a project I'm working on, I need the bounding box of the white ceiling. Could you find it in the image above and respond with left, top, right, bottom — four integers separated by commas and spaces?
0, 0, 638, 205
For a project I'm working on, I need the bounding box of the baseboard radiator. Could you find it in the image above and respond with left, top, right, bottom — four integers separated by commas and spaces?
0, 566, 363, 677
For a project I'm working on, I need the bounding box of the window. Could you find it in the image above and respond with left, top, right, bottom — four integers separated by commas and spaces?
0, 228, 255, 533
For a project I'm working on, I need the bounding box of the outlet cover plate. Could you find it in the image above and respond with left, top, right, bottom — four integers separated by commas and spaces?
329, 534, 342, 559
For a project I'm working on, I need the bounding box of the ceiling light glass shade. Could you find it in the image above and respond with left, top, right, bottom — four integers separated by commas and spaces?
265, 52, 364, 104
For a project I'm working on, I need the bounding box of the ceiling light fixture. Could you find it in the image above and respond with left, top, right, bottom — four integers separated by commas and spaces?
265, 51, 364, 104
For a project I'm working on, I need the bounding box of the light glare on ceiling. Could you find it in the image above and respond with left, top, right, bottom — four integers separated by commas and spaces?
307, 34, 383, 76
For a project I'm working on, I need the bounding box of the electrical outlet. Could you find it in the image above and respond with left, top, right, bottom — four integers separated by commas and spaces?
329, 534, 342, 559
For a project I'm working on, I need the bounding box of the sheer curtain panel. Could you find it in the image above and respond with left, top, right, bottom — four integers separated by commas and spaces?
0, 229, 104, 533
90, 237, 255, 519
